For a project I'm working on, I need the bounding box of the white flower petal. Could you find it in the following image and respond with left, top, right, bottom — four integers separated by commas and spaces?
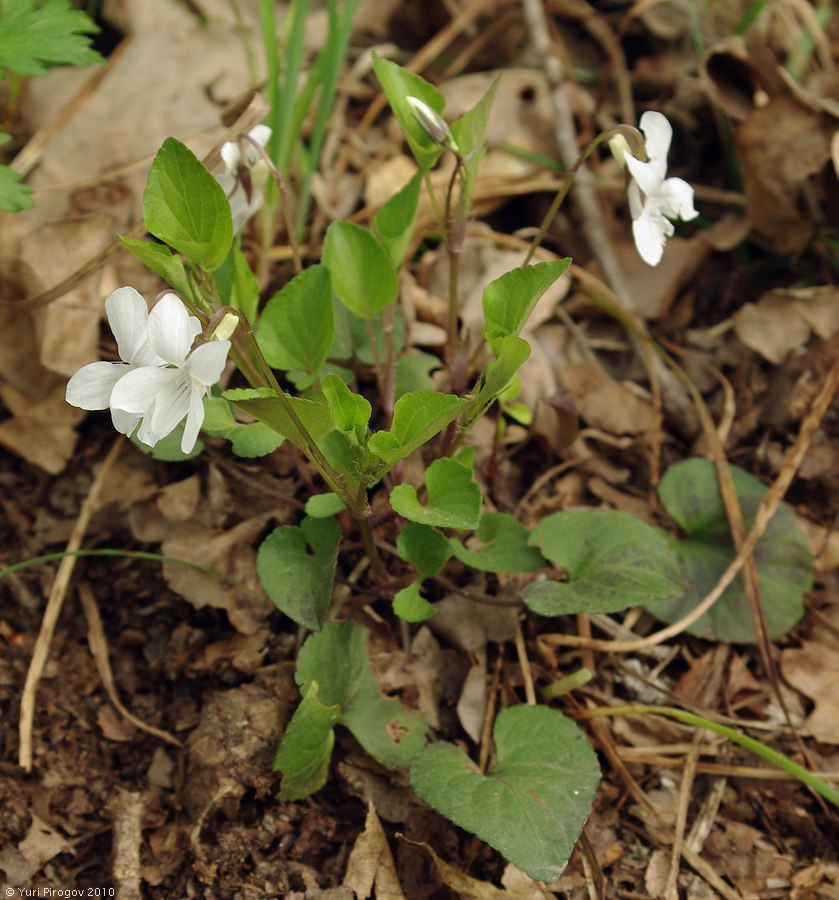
149, 374, 193, 442
632, 205, 668, 266
136, 414, 159, 447
105, 286, 158, 366
244, 125, 272, 165
627, 179, 644, 221
147, 294, 200, 365
250, 124, 272, 148
181, 388, 206, 453
185, 340, 230, 387
66, 361, 129, 410
221, 140, 241, 174
624, 152, 664, 199
111, 366, 180, 414
639, 110, 672, 175
659, 177, 698, 222
111, 408, 140, 436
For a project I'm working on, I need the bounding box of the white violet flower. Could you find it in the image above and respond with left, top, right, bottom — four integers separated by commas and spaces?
216, 124, 273, 234
66, 286, 166, 438
66, 290, 230, 454
623, 111, 698, 266
110, 294, 230, 453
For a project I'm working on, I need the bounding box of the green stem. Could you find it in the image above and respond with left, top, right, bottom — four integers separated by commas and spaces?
234, 312, 388, 578
586, 704, 839, 808
443, 155, 466, 364
522, 125, 644, 266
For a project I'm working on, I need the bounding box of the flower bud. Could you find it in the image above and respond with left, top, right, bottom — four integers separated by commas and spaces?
608, 133, 631, 168
406, 96, 458, 153
211, 311, 239, 342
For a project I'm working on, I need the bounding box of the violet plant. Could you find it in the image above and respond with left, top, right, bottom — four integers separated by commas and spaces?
64, 56, 822, 881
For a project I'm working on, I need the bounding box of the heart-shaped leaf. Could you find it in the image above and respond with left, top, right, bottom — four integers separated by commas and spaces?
390, 458, 481, 530
647, 458, 812, 641
393, 581, 436, 622
396, 522, 452, 577
410, 705, 600, 882
450, 513, 547, 573
273, 682, 339, 800
257, 516, 342, 630
523, 509, 683, 616
296, 621, 426, 770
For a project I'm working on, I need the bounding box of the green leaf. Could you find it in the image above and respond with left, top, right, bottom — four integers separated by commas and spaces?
463, 335, 531, 430
483, 336, 531, 394
396, 522, 452, 577
224, 387, 334, 453
647, 459, 811, 642
331, 300, 406, 365
395, 350, 440, 398
274, 682, 339, 801
203, 396, 283, 457
143, 137, 233, 271
450, 513, 547, 573
449, 78, 498, 226
323, 221, 398, 319
257, 516, 342, 631
321, 374, 371, 434
410, 705, 600, 883
130, 421, 203, 461
371, 53, 446, 170
0, 0, 101, 77
228, 423, 283, 458
214, 244, 260, 323
296, 621, 426, 770
305, 493, 346, 518
257, 265, 334, 373
374, 171, 422, 267
0, 164, 34, 211
523, 509, 683, 616
118, 237, 193, 300
483, 259, 570, 345
367, 391, 467, 465
389, 457, 481, 530
393, 581, 435, 623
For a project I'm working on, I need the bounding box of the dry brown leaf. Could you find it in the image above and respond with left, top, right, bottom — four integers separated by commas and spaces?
500, 864, 553, 898
791, 863, 839, 898
733, 286, 839, 364
736, 96, 832, 251
558, 361, 657, 436
407, 840, 514, 899
700, 37, 761, 121
19, 213, 115, 377
344, 803, 406, 900
18, 814, 71, 871
160, 513, 276, 635
156, 474, 202, 522
0, 383, 83, 473
799, 519, 839, 573
617, 237, 709, 320
781, 640, 839, 744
